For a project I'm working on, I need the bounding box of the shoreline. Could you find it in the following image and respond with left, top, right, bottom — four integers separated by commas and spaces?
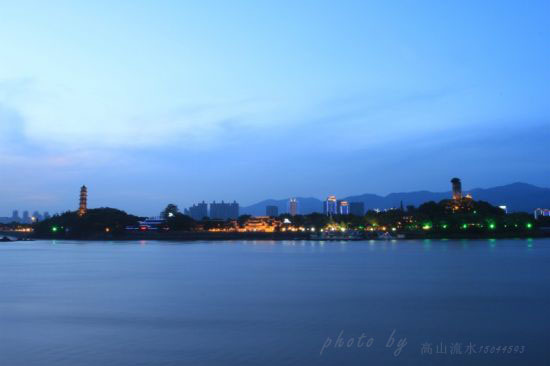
29, 231, 550, 242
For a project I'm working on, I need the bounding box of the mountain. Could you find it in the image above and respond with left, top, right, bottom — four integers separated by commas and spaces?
468, 182, 550, 213
240, 183, 550, 215
240, 197, 322, 217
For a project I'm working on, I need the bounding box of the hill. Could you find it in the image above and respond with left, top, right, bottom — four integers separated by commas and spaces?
240, 183, 550, 215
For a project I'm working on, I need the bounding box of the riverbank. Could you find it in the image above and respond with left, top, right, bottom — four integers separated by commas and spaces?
31, 230, 550, 241
32, 231, 311, 241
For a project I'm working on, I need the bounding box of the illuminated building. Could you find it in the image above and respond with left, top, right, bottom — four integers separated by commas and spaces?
350, 202, 365, 216
534, 208, 550, 220
446, 178, 473, 213
187, 201, 208, 220
240, 216, 281, 232
210, 201, 239, 220
137, 217, 166, 231
451, 178, 462, 200
289, 198, 298, 216
266, 205, 278, 217
205, 219, 238, 232
78, 185, 88, 216
324, 195, 337, 216
338, 200, 350, 215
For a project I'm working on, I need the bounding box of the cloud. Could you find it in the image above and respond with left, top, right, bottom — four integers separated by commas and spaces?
0, 103, 26, 144
0, 82, 120, 170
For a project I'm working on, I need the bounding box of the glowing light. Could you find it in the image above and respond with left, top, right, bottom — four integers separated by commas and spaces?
105, 227, 111, 233
462, 224, 468, 229
51, 226, 58, 233
489, 223, 496, 230
442, 224, 448, 229
422, 223, 432, 230
526, 223, 533, 229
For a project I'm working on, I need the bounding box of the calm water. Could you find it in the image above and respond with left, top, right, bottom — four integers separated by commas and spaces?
0, 239, 548, 365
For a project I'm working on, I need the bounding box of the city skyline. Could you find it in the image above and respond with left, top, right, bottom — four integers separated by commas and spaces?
1, 1, 550, 216
2, 179, 549, 219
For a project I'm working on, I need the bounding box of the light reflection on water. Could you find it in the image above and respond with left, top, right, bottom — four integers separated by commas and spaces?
0, 239, 548, 366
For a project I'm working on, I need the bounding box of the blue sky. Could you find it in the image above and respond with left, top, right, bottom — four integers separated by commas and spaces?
1, 0, 549, 216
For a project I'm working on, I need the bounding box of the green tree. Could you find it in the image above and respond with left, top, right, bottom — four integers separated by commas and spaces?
161, 204, 179, 219
166, 213, 196, 231
33, 208, 141, 237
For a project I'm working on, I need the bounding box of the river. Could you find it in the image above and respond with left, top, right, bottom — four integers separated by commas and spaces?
0, 239, 548, 365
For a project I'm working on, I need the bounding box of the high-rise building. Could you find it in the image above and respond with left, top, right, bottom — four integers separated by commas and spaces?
323, 195, 338, 216
350, 202, 365, 216
338, 200, 350, 215
187, 201, 208, 220
11, 210, 20, 222
451, 178, 462, 200
266, 205, 279, 217
32, 211, 43, 222
78, 185, 88, 216
43, 212, 51, 220
289, 198, 298, 216
210, 201, 239, 220
22, 210, 30, 224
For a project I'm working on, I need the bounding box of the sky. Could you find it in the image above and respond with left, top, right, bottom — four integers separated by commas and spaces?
1, 0, 549, 216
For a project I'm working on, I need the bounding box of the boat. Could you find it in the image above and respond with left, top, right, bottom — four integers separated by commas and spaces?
376, 232, 394, 240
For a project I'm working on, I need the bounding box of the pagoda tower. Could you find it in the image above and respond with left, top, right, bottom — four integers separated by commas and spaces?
78, 185, 88, 216
451, 178, 462, 201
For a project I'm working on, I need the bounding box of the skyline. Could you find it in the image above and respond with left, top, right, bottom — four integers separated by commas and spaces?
1, 1, 550, 215
2, 180, 549, 218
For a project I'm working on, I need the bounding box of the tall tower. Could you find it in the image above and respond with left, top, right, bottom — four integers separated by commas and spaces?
324, 195, 337, 216
289, 198, 298, 216
338, 200, 350, 215
451, 178, 462, 201
78, 185, 88, 216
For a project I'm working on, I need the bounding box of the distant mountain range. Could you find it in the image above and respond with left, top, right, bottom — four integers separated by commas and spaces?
240, 183, 550, 215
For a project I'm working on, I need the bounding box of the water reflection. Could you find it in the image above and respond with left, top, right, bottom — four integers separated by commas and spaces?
0, 239, 548, 365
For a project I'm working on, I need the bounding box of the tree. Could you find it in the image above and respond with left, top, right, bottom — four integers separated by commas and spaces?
33, 208, 141, 237
161, 204, 179, 219
166, 213, 196, 231
237, 215, 252, 226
